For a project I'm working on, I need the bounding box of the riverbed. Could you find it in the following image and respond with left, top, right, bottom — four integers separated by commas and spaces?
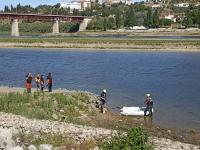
0, 48, 200, 131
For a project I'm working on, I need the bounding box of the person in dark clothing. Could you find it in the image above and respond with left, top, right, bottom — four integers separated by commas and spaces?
35, 73, 40, 91
40, 75, 45, 92
99, 89, 107, 113
25, 73, 33, 93
46, 72, 53, 92
144, 94, 153, 116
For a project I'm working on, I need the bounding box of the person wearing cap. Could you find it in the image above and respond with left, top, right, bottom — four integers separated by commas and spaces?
144, 94, 153, 116
99, 89, 107, 113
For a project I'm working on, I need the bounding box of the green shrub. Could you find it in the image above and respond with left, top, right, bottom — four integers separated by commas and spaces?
100, 127, 153, 150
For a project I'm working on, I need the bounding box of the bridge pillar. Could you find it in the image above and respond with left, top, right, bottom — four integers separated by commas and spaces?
53, 19, 59, 34
11, 19, 19, 37
79, 18, 92, 32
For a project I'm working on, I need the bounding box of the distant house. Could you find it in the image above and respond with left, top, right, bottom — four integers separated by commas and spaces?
102, 0, 133, 5
61, 1, 81, 10
60, 0, 91, 11
132, 26, 148, 30
174, 3, 189, 8
164, 14, 176, 22
195, 3, 200, 6
151, 4, 162, 8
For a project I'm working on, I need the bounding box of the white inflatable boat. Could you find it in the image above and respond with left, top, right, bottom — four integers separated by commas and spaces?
120, 106, 153, 116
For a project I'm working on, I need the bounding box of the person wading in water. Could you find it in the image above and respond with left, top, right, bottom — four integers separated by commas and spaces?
144, 94, 153, 116
35, 73, 40, 91
25, 73, 33, 93
46, 72, 53, 92
99, 89, 107, 113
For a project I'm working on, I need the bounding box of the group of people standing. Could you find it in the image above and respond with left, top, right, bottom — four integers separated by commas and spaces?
25, 72, 53, 93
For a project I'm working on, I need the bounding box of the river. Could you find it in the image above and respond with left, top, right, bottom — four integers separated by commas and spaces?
0, 48, 200, 130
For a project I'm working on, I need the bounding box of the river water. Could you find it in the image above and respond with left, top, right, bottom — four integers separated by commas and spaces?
0, 48, 200, 130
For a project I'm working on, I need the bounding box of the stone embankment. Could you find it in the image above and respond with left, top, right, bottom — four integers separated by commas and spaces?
152, 137, 200, 150
0, 112, 200, 150
0, 112, 115, 149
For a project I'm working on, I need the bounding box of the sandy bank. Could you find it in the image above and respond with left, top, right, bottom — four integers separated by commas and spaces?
0, 42, 200, 52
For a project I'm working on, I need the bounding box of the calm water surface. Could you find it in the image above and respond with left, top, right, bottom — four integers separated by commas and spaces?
0, 48, 200, 130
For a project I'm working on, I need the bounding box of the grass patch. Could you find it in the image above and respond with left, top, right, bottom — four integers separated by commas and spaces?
0, 37, 200, 46
0, 92, 97, 124
15, 132, 97, 150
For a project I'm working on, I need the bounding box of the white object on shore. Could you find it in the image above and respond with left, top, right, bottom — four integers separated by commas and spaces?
120, 106, 153, 116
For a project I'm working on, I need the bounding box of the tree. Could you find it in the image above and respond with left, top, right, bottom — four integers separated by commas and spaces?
4, 5, 10, 12
144, 9, 153, 28
124, 6, 135, 27
115, 13, 123, 28
152, 9, 159, 28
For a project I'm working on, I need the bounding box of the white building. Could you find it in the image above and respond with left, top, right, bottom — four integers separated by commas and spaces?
151, 4, 162, 8
61, 1, 81, 10
164, 14, 176, 22
60, 0, 91, 10
174, 3, 190, 8
103, 0, 133, 5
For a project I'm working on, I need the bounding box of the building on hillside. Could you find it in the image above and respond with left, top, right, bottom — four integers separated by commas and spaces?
102, 0, 133, 5
164, 14, 176, 22
151, 4, 162, 8
61, 1, 81, 10
174, 3, 189, 8
60, 0, 91, 10
195, 3, 200, 6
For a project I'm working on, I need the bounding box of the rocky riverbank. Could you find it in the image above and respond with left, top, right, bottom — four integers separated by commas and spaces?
0, 112, 199, 150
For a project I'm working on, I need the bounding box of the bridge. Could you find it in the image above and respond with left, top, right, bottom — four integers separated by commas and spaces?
0, 13, 91, 36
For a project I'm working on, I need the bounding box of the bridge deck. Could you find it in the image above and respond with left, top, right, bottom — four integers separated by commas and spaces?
0, 13, 86, 22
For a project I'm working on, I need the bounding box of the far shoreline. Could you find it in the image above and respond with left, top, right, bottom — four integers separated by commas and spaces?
0, 43, 200, 53
0, 36, 200, 52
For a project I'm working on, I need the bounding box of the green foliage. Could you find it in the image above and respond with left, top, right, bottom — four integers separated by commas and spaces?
60, 22, 79, 33
0, 22, 79, 34
182, 7, 200, 28
100, 127, 153, 150
124, 6, 136, 27
0, 92, 94, 124
159, 19, 172, 27
0, 24, 11, 32
19, 21, 52, 33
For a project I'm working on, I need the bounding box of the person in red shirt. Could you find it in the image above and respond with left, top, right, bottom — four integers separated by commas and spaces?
25, 72, 32, 93
144, 94, 153, 116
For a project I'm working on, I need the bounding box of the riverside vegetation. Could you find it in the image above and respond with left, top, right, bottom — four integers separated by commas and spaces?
0, 88, 200, 149
0, 37, 200, 51
0, 91, 152, 149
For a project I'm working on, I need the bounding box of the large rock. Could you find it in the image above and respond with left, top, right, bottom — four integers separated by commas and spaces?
8, 146, 23, 150
39, 144, 53, 150
28, 145, 37, 150
0, 127, 15, 149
